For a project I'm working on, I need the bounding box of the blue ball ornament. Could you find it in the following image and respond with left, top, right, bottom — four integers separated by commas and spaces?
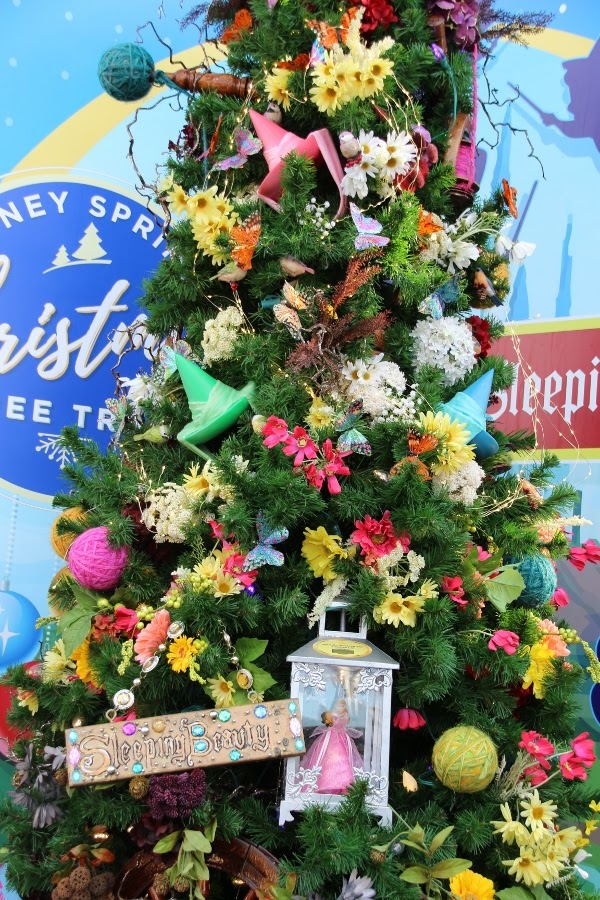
0, 590, 41, 670
510, 553, 557, 608
98, 43, 156, 102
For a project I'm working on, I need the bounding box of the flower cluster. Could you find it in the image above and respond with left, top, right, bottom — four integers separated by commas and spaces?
184, 541, 258, 599
357, 0, 398, 33
183, 460, 233, 503
374, 579, 438, 628
298, 197, 336, 241
340, 129, 417, 200
428, 0, 480, 51
166, 182, 237, 265
522, 617, 570, 698
140, 483, 196, 543
146, 769, 207, 821
411, 317, 477, 386
568, 539, 600, 570
262, 417, 352, 495
418, 410, 475, 475
493, 790, 589, 886
419, 210, 482, 273
432, 458, 485, 505
518, 728, 596, 786
201, 306, 244, 366
340, 354, 419, 423
306, 10, 395, 115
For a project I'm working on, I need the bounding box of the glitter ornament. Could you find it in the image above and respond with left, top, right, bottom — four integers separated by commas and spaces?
50, 507, 87, 559
68, 527, 129, 591
173, 877, 190, 893
432, 725, 498, 792
152, 874, 170, 897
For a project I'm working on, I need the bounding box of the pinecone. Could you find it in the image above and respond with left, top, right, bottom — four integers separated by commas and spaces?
69, 869, 92, 892
128, 775, 149, 799
368, 848, 386, 864
70, 891, 91, 900
54, 768, 69, 786
172, 876, 190, 893
53, 881, 72, 900
90, 873, 114, 897
152, 873, 170, 897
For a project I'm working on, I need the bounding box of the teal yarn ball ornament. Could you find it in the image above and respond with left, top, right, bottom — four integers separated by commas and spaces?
98, 43, 156, 102
511, 553, 557, 608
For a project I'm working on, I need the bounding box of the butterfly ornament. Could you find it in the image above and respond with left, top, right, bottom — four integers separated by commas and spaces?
273, 281, 307, 341
243, 510, 289, 570
211, 126, 263, 172
418, 275, 460, 319
335, 400, 371, 455
350, 203, 390, 251
501, 178, 518, 218
495, 232, 536, 266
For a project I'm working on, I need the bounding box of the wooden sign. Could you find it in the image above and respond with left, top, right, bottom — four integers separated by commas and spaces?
65, 699, 304, 786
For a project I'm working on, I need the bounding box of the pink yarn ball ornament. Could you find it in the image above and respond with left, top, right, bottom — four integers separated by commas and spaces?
68, 526, 129, 590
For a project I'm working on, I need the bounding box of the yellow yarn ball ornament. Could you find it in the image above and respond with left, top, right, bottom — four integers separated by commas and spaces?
432, 726, 498, 793
48, 567, 73, 617
50, 507, 87, 559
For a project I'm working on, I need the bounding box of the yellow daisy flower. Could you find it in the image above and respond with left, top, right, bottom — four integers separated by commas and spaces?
183, 461, 214, 497
519, 789, 557, 832
374, 592, 425, 628
72, 637, 100, 687
212, 571, 243, 598
17, 689, 39, 715
208, 674, 234, 708
42, 638, 75, 683
503, 848, 548, 887
305, 397, 335, 429
491, 803, 530, 846
418, 411, 475, 476
418, 578, 439, 600
309, 79, 344, 116
188, 186, 222, 225
265, 67, 292, 110
553, 825, 582, 854
586, 819, 599, 835
589, 800, 600, 813
449, 871, 495, 900
167, 635, 196, 673
331, 57, 357, 100
166, 183, 188, 216
192, 555, 221, 583
302, 526, 347, 581
522, 642, 554, 699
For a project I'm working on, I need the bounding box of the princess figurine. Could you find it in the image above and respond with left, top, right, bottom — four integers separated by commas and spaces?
301, 699, 363, 794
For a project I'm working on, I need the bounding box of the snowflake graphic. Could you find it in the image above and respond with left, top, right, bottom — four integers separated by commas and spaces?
35, 433, 77, 469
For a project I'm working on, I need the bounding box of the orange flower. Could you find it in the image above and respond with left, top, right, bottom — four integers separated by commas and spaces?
134, 609, 171, 664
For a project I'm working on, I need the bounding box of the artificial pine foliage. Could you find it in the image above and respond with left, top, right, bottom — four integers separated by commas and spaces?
2, 2, 599, 899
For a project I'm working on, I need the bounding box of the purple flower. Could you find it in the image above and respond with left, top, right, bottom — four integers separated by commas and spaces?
146, 769, 207, 822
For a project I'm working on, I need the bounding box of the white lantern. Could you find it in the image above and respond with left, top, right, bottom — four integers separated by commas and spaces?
279, 600, 398, 826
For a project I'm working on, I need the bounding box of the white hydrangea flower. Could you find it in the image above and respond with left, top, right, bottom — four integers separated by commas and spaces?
120, 373, 159, 407
141, 483, 195, 543
411, 316, 477, 386
432, 459, 486, 505
341, 355, 417, 424
202, 306, 244, 366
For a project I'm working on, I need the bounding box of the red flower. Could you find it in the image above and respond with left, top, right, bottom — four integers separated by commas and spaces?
393, 708, 426, 730
208, 519, 225, 540
262, 416, 289, 448
441, 575, 467, 606
320, 438, 351, 495
466, 315, 492, 358
92, 614, 118, 641
351, 510, 398, 564
113, 605, 140, 636
519, 730, 554, 766
570, 731, 596, 768
524, 763, 548, 786
583, 539, 600, 563
568, 547, 588, 570
358, 0, 398, 33
559, 751, 589, 781
223, 552, 258, 587
551, 587, 569, 608
282, 426, 319, 466
304, 463, 325, 491
488, 630, 520, 655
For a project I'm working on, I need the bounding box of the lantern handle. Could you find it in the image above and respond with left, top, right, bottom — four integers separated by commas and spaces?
318, 599, 367, 639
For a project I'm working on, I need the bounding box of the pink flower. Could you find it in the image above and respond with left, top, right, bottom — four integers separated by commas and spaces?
262, 416, 289, 448
114, 605, 140, 636
583, 539, 600, 563
282, 426, 319, 466
524, 763, 549, 786
488, 630, 520, 655
399, 533, 411, 553
570, 732, 596, 768
208, 519, 225, 540
351, 510, 398, 564
393, 708, 426, 730
304, 463, 325, 491
477, 546, 492, 561
569, 547, 588, 570
559, 751, 589, 781
92, 614, 118, 641
552, 587, 569, 608
320, 439, 351, 495
223, 552, 258, 587
134, 608, 171, 664
441, 576, 467, 607
519, 730, 554, 766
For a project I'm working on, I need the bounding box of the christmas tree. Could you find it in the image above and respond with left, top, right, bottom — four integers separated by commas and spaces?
2, 2, 599, 899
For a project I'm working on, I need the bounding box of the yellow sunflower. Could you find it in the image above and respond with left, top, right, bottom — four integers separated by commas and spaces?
265, 67, 292, 110
72, 637, 100, 687
449, 871, 495, 900
418, 410, 475, 476
302, 526, 347, 581
309, 79, 343, 116
208, 674, 234, 708
167, 636, 196, 673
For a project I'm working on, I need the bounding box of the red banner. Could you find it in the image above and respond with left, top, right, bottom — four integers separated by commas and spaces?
491, 318, 600, 456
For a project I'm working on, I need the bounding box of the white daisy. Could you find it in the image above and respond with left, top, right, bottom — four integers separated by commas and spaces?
341, 165, 369, 199
382, 130, 417, 178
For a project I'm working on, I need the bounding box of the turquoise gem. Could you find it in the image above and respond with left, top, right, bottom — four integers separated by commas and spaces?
132, 763, 144, 774
254, 705, 267, 719
217, 709, 231, 722
288, 701, 297, 714
294, 739, 305, 751
68, 730, 78, 743
229, 749, 242, 761
191, 725, 205, 737
195, 740, 208, 752
72, 770, 81, 782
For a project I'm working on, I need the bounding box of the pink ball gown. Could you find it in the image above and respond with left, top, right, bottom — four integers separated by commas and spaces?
301, 711, 363, 794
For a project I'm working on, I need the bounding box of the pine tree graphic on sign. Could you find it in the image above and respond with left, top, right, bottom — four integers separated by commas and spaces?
51, 245, 71, 268
71, 223, 109, 261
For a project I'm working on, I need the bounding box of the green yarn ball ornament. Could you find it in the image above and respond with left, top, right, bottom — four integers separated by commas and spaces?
432, 725, 498, 793
510, 552, 557, 608
98, 43, 155, 102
